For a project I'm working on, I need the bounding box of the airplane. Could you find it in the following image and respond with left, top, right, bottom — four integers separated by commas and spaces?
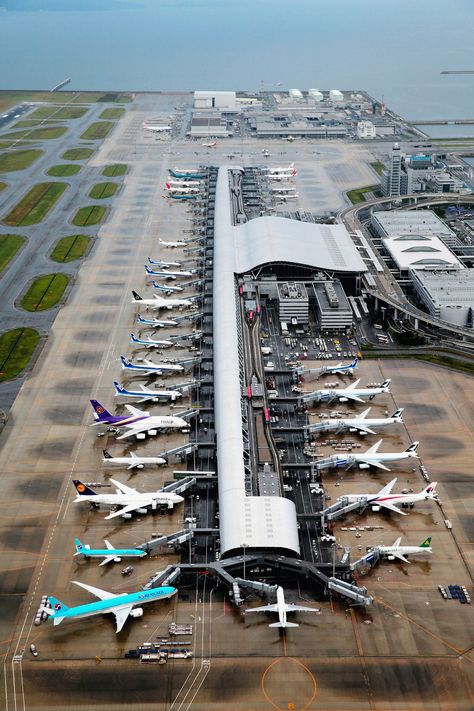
285, 135, 295, 142
202, 140, 218, 147
131, 334, 174, 349
165, 183, 200, 194
132, 291, 194, 310
90, 399, 189, 440
168, 193, 198, 201
102, 449, 166, 469
274, 192, 299, 201
158, 239, 187, 248
337, 478, 438, 516
245, 586, 318, 628
74, 538, 147, 566
72, 478, 184, 517
169, 168, 206, 179
137, 314, 179, 328
145, 265, 195, 279
143, 121, 172, 133
148, 257, 181, 268
367, 536, 432, 563
266, 163, 297, 176
327, 356, 358, 377
316, 440, 419, 472
271, 185, 298, 193
120, 355, 184, 375
166, 178, 201, 188
301, 378, 391, 405
309, 408, 404, 436
41, 581, 177, 633
113, 381, 185, 403
152, 282, 184, 295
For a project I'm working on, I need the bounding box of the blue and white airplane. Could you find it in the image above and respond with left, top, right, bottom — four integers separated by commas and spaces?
148, 257, 181, 268
131, 334, 174, 349
145, 265, 194, 279
120, 355, 184, 375
137, 314, 179, 328
41, 581, 176, 633
114, 381, 185, 403
74, 538, 147, 566
152, 281, 184, 294
327, 356, 359, 377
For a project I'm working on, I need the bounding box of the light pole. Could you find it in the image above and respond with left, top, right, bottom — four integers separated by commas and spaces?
241, 543, 249, 581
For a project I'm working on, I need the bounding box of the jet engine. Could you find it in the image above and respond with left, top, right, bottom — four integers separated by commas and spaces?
130, 608, 143, 618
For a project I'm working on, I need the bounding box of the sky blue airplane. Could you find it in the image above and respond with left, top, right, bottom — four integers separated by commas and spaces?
41, 581, 177, 633
74, 538, 147, 567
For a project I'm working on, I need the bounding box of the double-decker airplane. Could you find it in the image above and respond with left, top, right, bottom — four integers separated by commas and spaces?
90, 399, 188, 439
73, 478, 184, 517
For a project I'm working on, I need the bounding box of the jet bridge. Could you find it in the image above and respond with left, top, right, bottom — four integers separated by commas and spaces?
161, 476, 196, 495
321, 497, 368, 522
157, 443, 199, 462
139, 529, 194, 555
327, 577, 373, 606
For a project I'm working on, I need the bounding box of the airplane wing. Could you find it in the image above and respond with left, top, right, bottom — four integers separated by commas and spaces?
109, 478, 139, 496
104, 539, 114, 550
245, 604, 278, 614
99, 556, 118, 567
391, 552, 410, 563
104, 499, 154, 520
360, 458, 391, 471
340, 392, 366, 404
114, 605, 134, 633
356, 426, 377, 435
116, 422, 159, 440
378, 502, 407, 515
287, 604, 319, 613
72, 580, 115, 600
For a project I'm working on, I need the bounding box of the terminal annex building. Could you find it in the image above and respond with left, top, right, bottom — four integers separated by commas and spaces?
213, 167, 367, 557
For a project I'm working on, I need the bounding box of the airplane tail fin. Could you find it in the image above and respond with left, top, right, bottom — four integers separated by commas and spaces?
145, 265, 153, 274
130, 334, 139, 343
420, 536, 432, 548
102, 449, 113, 459
74, 538, 84, 555
392, 408, 404, 420
73, 480, 97, 497
47, 596, 69, 624
405, 441, 419, 454
120, 355, 130, 368
132, 290, 142, 301
113, 381, 125, 395
269, 621, 299, 628
90, 399, 113, 422
424, 482, 437, 498
48, 595, 70, 613
351, 356, 358, 368
137, 314, 147, 324
381, 379, 391, 389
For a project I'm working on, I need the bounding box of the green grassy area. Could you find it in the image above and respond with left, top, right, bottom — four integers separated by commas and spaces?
0, 234, 26, 273
72, 205, 106, 227
50, 234, 92, 263
0, 182, 6, 191
102, 163, 127, 177
1, 126, 68, 141
29, 106, 88, 120
13, 120, 56, 129
20, 273, 69, 312
362, 349, 474, 375
0, 91, 105, 113
0, 327, 41, 382
99, 108, 125, 120
80, 122, 115, 140
0, 149, 43, 173
116, 94, 133, 104
4, 182, 68, 226
61, 147, 94, 161
370, 161, 385, 175
47, 164, 81, 177
346, 184, 380, 204
88, 182, 119, 199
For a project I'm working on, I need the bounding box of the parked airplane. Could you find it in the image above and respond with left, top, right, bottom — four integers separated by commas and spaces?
113, 381, 185, 403
202, 140, 218, 147
147, 257, 181, 268
309, 408, 404, 436
166, 178, 201, 188
301, 378, 391, 405
73, 478, 184, 517
316, 440, 418, 472
274, 192, 299, 200
74, 538, 147, 566
131, 334, 173, 349
145, 266, 195, 279
271, 185, 298, 193
158, 239, 187, 248
337, 478, 438, 515
143, 121, 172, 133
137, 314, 179, 328
368, 536, 432, 563
266, 163, 297, 176
41, 581, 176, 632
165, 183, 200, 194
328, 356, 358, 377
169, 168, 206, 179
245, 586, 318, 628
151, 282, 184, 295
90, 399, 188, 439
102, 449, 166, 469
132, 291, 194, 310
120, 355, 184, 375
168, 193, 198, 201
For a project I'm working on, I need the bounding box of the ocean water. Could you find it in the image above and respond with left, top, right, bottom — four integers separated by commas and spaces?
1, 0, 474, 120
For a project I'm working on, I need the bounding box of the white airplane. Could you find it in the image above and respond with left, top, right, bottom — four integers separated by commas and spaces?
274, 192, 299, 200
131, 334, 173, 349
271, 185, 298, 193
148, 257, 181, 268
267, 163, 297, 176
137, 314, 179, 328
74, 538, 147, 566
143, 121, 172, 132
367, 536, 432, 563
102, 449, 166, 469
309, 408, 404, 436
120, 355, 184, 376
158, 239, 187, 249
152, 282, 184, 295
326, 356, 359, 376
165, 183, 200, 194
114, 381, 185, 403
202, 140, 218, 147
301, 378, 391, 405
73, 478, 184, 518
338, 478, 438, 515
147, 267, 195, 280
41, 581, 176, 633
316, 440, 419, 472
245, 586, 318, 628
90, 399, 188, 440
166, 178, 201, 188
132, 291, 194, 310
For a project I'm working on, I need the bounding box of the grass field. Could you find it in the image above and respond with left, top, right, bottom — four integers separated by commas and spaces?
0, 327, 40, 382
4, 182, 68, 226
88, 182, 119, 199
72, 205, 106, 226
0, 149, 43, 173
21, 273, 69, 312
0, 182, 6, 191
1, 126, 68, 140
13, 120, 57, 129
363, 350, 474, 376
61, 147, 94, 160
29, 106, 88, 120
47, 164, 81, 177
0, 234, 26, 273
370, 161, 385, 175
102, 163, 127, 177
99, 108, 125, 120
50, 235, 92, 263
346, 184, 380, 204
80, 121, 114, 140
